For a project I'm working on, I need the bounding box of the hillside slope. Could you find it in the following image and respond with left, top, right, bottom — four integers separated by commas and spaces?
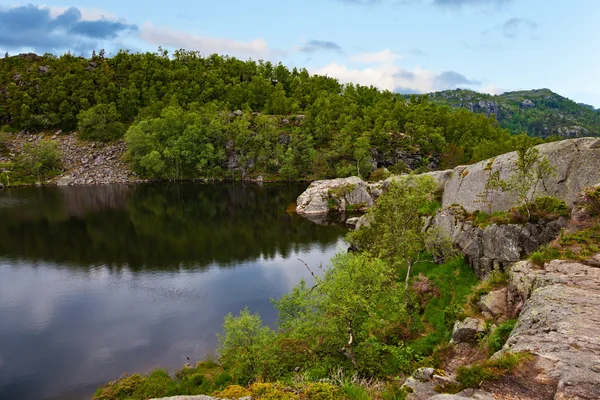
414, 88, 600, 138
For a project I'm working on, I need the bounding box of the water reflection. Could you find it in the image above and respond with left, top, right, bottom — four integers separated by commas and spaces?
0, 184, 346, 400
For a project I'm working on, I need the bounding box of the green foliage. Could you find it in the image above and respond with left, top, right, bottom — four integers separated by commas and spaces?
369, 167, 392, 182
77, 103, 126, 141
482, 141, 557, 220
217, 307, 277, 383
423, 89, 600, 138
0, 51, 552, 182
486, 319, 517, 354
12, 139, 62, 183
456, 352, 532, 389
0, 130, 8, 155
93, 361, 225, 400
349, 175, 438, 265
584, 186, 600, 215
529, 224, 600, 265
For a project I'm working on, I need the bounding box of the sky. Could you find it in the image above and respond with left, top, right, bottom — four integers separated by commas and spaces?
0, 0, 599, 107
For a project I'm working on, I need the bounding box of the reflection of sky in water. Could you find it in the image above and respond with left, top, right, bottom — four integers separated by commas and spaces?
0, 239, 346, 400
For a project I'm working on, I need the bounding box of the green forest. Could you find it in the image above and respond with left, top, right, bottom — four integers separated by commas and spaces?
423, 88, 600, 138
0, 50, 550, 182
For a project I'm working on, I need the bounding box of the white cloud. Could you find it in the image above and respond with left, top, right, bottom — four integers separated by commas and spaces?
46, 5, 116, 21
310, 49, 486, 94
138, 23, 272, 58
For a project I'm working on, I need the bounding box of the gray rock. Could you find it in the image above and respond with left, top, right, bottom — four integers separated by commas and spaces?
451, 317, 486, 344
296, 176, 373, 215
432, 207, 565, 278
465, 100, 500, 120
37, 65, 50, 74
443, 138, 600, 212
522, 99, 536, 109
502, 258, 600, 400
56, 175, 74, 186
412, 367, 435, 382
232, 109, 243, 117
345, 217, 360, 228
428, 390, 494, 399
295, 114, 305, 121
478, 288, 507, 318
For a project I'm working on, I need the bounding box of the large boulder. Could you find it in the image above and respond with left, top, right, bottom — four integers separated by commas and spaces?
443, 138, 600, 212
451, 317, 486, 344
502, 258, 600, 400
478, 288, 508, 319
296, 176, 373, 215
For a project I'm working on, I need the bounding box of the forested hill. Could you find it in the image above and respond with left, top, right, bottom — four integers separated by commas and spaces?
413, 88, 600, 138
0, 51, 552, 182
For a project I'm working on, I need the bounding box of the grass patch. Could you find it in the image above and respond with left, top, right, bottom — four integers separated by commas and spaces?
455, 352, 532, 389
529, 224, 600, 266
408, 257, 480, 359
466, 196, 570, 228
463, 271, 508, 317
93, 361, 225, 400
485, 319, 517, 355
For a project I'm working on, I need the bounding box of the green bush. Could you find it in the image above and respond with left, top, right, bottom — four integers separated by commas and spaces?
486, 319, 517, 354
369, 167, 392, 182
584, 186, 600, 215
456, 352, 532, 389
13, 140, 62, 181
78, 103, 126, 142
0, 131, 9, 155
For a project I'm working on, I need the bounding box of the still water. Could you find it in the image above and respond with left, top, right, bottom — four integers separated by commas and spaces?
0, 183, 346, 400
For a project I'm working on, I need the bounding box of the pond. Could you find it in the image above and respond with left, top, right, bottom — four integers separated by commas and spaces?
0, 183, 346, 400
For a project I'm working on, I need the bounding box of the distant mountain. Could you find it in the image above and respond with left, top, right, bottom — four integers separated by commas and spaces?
409, 89, 600, 138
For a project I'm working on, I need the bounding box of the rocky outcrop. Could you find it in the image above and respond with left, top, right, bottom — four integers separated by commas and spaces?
502, 258, 600, 400
451, 317, 486, 344
443, 138, 600, 213
465, 100, 501, 120
297, 138, 600, 220
1, 132, 142, 185
403, 367, 494, 400
296, 170, 453, 217
433, 207, 567, 278
296, 176, 373, 215
478, 288, 508, 319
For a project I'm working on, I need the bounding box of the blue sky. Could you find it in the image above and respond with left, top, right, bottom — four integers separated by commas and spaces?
1, 0, 599, 106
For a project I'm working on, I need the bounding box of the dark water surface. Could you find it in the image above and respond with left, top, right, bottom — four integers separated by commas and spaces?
0, 183, 346, 400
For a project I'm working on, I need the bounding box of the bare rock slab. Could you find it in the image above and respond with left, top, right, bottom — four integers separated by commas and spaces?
504, 258, 600, 400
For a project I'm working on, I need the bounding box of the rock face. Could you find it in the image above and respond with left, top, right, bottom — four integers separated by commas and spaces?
443, 138, 600, 212
1, 132, 142, 185
433, 207, 567, 278
503, 259, 600, 400
296, 171, 453, 217
478, 288, 508, 319
296, 176, 373, 215
451, 317, 486, 344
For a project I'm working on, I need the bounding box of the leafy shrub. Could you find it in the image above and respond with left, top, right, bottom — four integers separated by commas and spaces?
13, 140, 62, 181
94, 373, 146, 400
78, 103, 126, 142
217, 307, 277, 383
456, 352, 532, 389
512, 196, 569, 223
486, 319, 517, 354
0, 131, 9, 155
369, 167, 391, 182
530, 224, 600, 265
584, 186, 600, 215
